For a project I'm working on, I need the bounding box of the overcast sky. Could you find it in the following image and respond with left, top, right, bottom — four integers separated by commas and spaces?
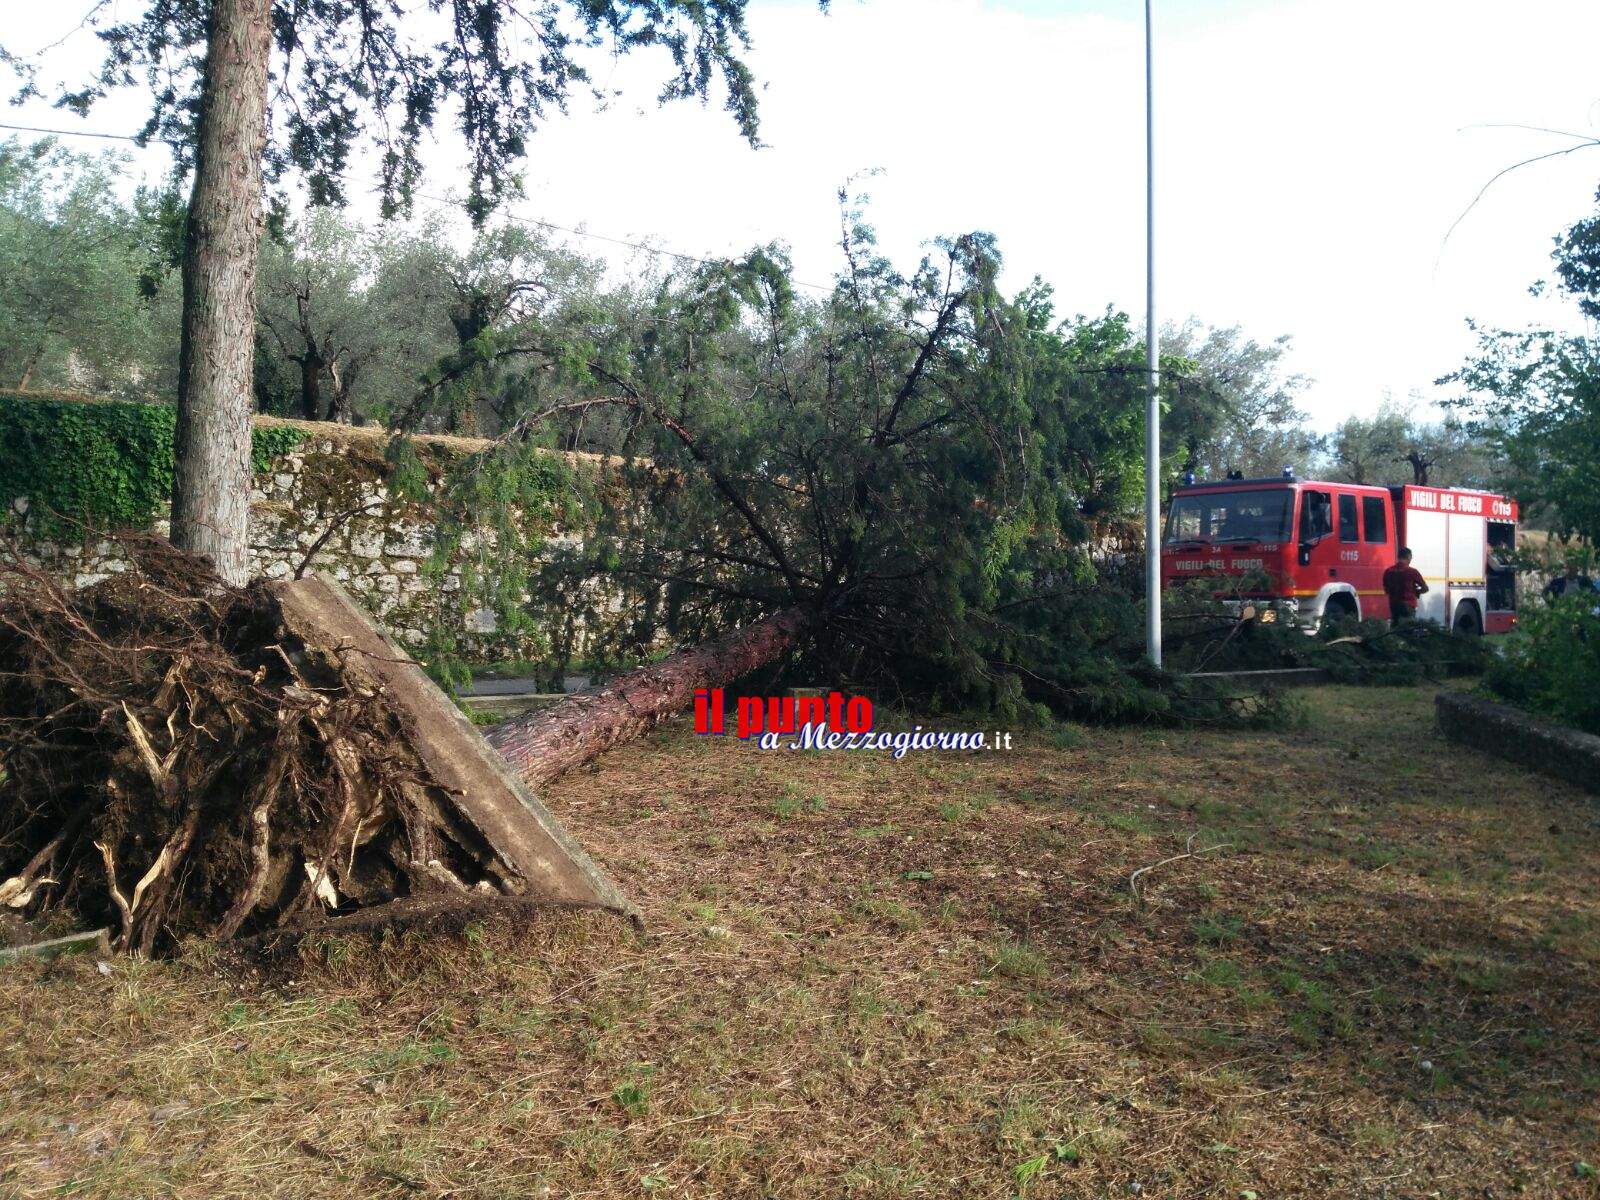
5, 0, 1600, 432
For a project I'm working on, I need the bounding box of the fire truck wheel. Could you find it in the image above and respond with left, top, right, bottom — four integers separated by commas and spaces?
1453, 605, 1482, 637
1320, 594, 1358, 631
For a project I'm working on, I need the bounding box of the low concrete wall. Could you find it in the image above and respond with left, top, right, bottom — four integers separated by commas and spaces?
1435, 691, 1600, 796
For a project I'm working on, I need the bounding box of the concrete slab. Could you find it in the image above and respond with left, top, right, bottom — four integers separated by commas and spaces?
0, 928, 110, 964
269, 576, 636, 919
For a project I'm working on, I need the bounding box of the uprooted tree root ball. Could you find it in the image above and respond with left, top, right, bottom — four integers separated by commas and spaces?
0, 537, 537, 955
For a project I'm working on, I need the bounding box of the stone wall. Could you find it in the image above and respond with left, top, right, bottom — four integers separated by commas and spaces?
10, 414, 636, 667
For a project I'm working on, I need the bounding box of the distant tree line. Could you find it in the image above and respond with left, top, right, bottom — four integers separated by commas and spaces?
0, 134, 1509, 496
8, 131, 1596, 732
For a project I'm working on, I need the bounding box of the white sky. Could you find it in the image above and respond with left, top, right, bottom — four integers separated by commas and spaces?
5, 0, 1600, 431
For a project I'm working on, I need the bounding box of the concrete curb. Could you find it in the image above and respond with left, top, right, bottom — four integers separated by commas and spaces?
1435, 691, 1600, 796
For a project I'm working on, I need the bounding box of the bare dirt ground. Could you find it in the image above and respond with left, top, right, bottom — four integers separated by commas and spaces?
1, 685, 1597, 1199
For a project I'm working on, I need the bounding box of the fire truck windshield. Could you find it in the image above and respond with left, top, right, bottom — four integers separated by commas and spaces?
1165, 489, 1294, 545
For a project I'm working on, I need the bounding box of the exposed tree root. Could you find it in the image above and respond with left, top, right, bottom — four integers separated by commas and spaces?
0, 535, 603, 954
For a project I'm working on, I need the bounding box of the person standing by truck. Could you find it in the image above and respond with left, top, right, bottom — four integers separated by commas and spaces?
1383, 548, 1429, 626
1542, 561, 1594, 601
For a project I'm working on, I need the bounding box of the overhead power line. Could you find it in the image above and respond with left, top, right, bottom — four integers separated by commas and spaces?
0, 120, 142, 141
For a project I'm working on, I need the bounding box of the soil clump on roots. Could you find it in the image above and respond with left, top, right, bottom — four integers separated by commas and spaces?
0, 537, 624, 955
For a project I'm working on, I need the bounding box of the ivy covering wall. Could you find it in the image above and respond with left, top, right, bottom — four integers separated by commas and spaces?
2, 393, 658, 671
0, 395, 304, 533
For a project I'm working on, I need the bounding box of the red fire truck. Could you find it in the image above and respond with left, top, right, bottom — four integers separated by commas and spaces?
1161, 472, 1519, 633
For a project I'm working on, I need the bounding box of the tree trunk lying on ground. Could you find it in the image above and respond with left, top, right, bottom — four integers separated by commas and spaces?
485, 608, 810, 789
0, 538, 631, 954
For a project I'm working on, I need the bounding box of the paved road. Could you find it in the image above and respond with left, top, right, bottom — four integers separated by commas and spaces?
461, 674, 591, 697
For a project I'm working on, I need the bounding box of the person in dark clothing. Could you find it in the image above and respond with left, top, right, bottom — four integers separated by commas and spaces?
1383, 548, 1428, 627
1543, 562, 1595, 601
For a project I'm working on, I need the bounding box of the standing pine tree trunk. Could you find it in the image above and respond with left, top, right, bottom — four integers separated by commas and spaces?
170, 0, 272, 586
16, 343, 44, 392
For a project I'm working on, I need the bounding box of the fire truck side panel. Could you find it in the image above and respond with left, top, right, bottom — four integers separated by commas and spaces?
1446, 512, 1488, 632
1397, 484, 1511, 633
1403, 509, 1449, 625
1160, 478, 1517, 634
1448, 513, 1487, 585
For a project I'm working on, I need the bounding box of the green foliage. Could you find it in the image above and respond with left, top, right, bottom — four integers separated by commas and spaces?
1301, 618, 1490, 685
1322, 398, 1491, 489
988, 942, 1048, 980
389, 217, 608, 435
1163, 320, 1318, 483
1193, 914, 1244, 946
252, 210, 608, 430
1553, 205, 1600, 321
1164, 599, 1491, 686
0, 397, 303, 534
257, 209, 382, 421
1483, 596, 1600, 735
425, 195, 1278, 726
1444, 193, 1600, 538
34, 2, 802, 225
395, 432, 580, 686
0, 138, 179, 393
611, 1079, 650, 1118
689, 234, 1174, 715
1447, 322, 1600, 539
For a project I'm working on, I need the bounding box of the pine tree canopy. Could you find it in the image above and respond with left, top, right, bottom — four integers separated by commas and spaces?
16, 0, 805, 222
430, 200, 1193, 721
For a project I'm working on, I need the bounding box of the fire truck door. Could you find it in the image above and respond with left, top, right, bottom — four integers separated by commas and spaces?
1297, 488, 1341, 602
1335, 492, 1378, 611
1360, 493, 1396, 618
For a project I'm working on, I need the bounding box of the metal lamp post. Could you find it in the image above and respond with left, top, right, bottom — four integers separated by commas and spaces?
1143, 0, 1162, 666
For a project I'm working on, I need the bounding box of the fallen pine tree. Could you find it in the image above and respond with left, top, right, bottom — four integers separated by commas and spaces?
1160, 597, 1493, 684
0, 537, 630, 955
0, 217, 1274, 952
426, 221, 1236, 765
485, 607, 809, 788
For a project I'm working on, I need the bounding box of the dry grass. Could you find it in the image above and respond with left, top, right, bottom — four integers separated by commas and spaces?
2, 685, 1599, 1198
